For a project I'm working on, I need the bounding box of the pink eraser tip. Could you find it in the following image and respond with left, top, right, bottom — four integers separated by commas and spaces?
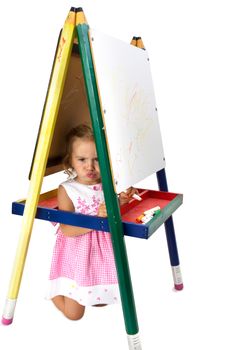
174, 283, 184, 291
2, 317, 13, 325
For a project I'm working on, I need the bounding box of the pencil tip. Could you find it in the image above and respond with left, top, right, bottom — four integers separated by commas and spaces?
130, 36, 137, 46
75, 7, 87, 25
70, 7, 83, 13
136, 37, 146, 50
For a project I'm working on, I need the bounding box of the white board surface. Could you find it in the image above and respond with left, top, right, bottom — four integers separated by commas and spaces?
90, 29, 165, 193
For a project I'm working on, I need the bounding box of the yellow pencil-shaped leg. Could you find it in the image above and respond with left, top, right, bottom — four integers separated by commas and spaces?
2, 8, 76, 325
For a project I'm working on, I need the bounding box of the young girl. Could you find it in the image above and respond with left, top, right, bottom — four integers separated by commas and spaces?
47, 124, 138, 320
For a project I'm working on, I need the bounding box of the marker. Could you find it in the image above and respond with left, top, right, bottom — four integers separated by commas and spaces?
141, 215, 153, 224
136, 213, 154, 224
132, 193, 142, 201
124, 190, 142, 201
144, 206, 161, 216
141, 214, 153, 224
136, 214, 145, 223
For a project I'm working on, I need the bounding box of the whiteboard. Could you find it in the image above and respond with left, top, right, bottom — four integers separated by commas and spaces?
90, 29, 165, 193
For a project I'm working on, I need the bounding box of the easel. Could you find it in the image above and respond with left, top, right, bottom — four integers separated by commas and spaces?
2, 7, 183, 350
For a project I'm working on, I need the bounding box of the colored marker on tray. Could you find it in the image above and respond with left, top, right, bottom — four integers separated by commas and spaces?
144, 206, 161, 216
136, 206, 161, 224
136, 215, 144, 223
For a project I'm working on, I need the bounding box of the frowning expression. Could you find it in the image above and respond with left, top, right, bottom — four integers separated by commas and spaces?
71, 138, 101, 185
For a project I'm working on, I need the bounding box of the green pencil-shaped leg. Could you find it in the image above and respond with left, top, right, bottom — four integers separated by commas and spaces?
77, 23, 142, 349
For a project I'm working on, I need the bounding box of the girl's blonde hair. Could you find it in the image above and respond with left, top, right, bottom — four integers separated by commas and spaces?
63, 124, 94, 176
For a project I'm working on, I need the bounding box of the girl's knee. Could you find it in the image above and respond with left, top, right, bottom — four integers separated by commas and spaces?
64, 305, 85, 321
65, 312, 84, 321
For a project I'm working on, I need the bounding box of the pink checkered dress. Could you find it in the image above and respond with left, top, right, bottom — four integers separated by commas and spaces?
46, 179, 120, 306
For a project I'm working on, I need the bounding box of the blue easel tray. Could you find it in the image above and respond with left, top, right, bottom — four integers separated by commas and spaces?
12, 188, 183, 239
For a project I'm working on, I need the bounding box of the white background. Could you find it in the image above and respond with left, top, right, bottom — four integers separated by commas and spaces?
0, 1, 233, 349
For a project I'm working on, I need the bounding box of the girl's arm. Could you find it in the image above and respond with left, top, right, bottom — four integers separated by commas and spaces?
57, 185, 93, 237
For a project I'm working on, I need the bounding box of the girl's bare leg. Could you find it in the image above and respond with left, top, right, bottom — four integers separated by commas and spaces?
52, 296, 85, 320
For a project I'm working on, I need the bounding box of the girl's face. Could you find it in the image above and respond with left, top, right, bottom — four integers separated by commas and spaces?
71, 138, 101, 185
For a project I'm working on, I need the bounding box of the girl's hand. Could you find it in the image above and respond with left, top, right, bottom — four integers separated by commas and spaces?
97, 202, 107, 217
118, 187, 139, 205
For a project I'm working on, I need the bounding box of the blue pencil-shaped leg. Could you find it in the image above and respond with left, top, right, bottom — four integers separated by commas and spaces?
156, 168, 183, 290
